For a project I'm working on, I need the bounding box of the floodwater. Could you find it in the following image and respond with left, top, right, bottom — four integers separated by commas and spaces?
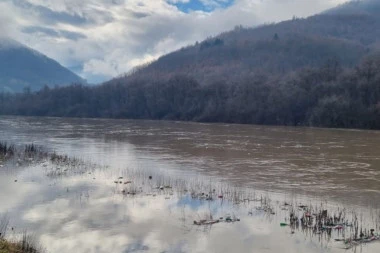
0, 116, 380, 253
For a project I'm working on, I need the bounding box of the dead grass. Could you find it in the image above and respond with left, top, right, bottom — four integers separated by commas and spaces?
0, 238, 39, 253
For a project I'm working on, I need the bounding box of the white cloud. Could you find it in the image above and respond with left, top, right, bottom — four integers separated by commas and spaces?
167, 0, 191, 3
244, 0, 348, 22
0, 0, 348, 83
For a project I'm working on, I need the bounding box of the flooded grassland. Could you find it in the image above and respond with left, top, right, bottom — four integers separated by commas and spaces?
0, 116, 380, 253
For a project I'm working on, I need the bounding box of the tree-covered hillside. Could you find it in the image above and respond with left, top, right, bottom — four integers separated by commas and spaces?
2, 54, 380, 129
2, 1, 380, 130
115, 0, 380, 86
0, 39, 84, 93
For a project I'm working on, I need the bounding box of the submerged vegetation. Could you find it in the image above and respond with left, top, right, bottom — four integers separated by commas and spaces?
0, 141, 82, 168
0, 216, 39, 253
0, 143, 15, 161
111, 167, 380, 250
1, 140, 380, 251
0, 236, 39, 253
1, 142, 42, 160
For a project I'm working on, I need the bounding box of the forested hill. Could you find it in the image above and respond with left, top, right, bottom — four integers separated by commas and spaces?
114, 0, 380, 86
325, 0, 380, 15
2, 1, 380, 130
0, 38, 84, 93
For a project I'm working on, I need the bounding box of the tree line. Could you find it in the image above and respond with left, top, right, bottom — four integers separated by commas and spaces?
1, 55, 380, 129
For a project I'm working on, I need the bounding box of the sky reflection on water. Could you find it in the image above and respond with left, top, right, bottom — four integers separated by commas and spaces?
1, 116, 380, 252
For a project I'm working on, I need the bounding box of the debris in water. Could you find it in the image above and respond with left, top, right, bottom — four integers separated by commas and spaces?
193, 220, 219, 226
220, 214, 240, 223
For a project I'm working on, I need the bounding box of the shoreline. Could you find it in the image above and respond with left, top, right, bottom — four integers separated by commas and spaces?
2, 114, 380, 133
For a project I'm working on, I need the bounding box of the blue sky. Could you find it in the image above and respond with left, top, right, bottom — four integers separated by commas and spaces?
172, 0, 235, 13
0, 0, 347, 83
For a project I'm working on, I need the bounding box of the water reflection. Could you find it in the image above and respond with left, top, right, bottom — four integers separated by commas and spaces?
1, 116, 380, 252
0, 158, 378, 252
1, 116, 380, 208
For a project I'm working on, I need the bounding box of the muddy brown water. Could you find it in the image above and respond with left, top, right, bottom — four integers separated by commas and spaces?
1, 116, 379, 207
0, 116, 380, 252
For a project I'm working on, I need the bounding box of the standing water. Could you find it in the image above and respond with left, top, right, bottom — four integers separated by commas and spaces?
0, 116, 379, 252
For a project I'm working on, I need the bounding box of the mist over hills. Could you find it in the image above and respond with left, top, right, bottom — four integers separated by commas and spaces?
2, 0, 380, 129
0, 38, 84, 93
114, 0, 380, 86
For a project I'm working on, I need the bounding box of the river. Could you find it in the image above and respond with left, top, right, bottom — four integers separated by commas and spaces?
0, 116, 379, 252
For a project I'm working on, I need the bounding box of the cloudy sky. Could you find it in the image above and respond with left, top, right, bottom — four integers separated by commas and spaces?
0, 0, 347, 83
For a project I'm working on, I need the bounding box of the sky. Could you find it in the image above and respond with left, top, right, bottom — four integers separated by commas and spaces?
0, 0, 348, 83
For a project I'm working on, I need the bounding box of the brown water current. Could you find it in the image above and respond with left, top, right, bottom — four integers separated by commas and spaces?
0, 116, 380, 252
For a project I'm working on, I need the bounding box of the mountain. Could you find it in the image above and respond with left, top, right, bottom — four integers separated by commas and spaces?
0, 38, 84, 93
109, 0, 380, 86
2, 1, 380, 130
325, 0, 380, 15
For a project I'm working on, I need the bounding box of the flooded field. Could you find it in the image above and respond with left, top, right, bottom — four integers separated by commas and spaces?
0, 116, 380, 252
